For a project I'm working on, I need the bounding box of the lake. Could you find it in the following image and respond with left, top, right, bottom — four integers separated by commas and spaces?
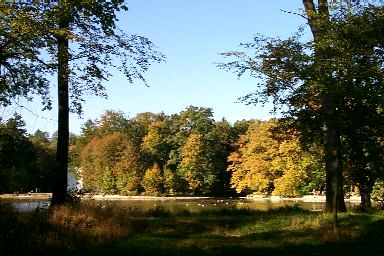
1, 196, 361, 213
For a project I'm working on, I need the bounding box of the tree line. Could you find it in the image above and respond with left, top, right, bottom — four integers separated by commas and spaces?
71, 107, 245, 196
2, 106, 383, 202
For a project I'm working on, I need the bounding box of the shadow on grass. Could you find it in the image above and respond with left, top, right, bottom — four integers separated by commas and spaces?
99, 217, 384, 256
1, 202, 384, 256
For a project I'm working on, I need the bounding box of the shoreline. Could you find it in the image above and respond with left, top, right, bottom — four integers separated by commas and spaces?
0, 193, 362, 202
0, 193, 211, 201
244, 194, 362, 203
0, 193, 52, 200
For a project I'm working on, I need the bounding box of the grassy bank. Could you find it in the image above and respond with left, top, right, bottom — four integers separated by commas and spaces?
1, 202, 383, 256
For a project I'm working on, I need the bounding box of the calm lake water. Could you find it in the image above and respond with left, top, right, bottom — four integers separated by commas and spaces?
2, 197, 360, 213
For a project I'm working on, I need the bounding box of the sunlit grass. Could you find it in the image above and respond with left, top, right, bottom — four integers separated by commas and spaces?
1, 202, 384, 256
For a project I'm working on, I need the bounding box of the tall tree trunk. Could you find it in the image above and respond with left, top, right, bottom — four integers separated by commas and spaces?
357, 168, 374, 211
51, 15, 70, 205
303, 0, 346, 214
359, 181, 373, 211
351, 144, 373, 211
303, 0, 347, 240
322, 95, 346, 213
323, 121, 339, 213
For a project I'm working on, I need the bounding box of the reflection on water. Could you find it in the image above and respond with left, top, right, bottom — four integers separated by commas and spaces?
89, 198, 328, 213
9, 200, 51, 212
3, 197, 359, 213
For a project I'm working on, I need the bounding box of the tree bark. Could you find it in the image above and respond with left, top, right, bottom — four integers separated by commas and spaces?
303, 0, 318, 36
359, 181, 373, 210
357, 167, 374, 211
322, 99, 346, 212
350, 143, 373, 211
303, 0, 346, 214
323, 121, 339, 213
51, 15, 70, 205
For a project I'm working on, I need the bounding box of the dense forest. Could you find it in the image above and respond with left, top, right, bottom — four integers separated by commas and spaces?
1, 106, 383, 200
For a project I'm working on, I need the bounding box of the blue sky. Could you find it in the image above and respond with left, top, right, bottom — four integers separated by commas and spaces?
4, 1, 309, 135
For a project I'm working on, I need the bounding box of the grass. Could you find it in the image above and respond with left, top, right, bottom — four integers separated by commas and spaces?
1, 202, 384, 256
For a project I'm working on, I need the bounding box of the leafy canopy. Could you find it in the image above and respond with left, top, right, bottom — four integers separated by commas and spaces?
1, 0, 165, 114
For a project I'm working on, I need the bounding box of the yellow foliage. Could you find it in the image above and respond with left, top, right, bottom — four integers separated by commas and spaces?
141, 163, 163, 193
227, 120, 280, 194
80, 132, 142, 193
141, 121, 163, 154
228, 119, 322, 196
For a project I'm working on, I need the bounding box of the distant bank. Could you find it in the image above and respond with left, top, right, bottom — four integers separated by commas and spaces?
0, 193, 362, 203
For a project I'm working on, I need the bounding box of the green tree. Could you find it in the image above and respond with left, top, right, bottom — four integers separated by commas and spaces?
179, 133, 216, 195
115, 136, 143, 194
0, 2, 52, 108
29, 129, 56, 192
335, 6, 384, 210
141, 120, 170, 170
51, 1, 164, 204
128, 112, 166, 148
221, 1, 384, 238
78, 119, 98, 146
97, 110, 129, 137
163, 106, 229, 195
0, 115, 37, 193
165, 107, 215, 170
101, 167, 117, 194
230, 119, 253, 143
220, 1, 384, 212
301, 0, 384, 213
210, 118, 236, 195
221, 26, 347, 204
163, 168, 183, 195
1, 1, 164, 204
343, 126, 384, 210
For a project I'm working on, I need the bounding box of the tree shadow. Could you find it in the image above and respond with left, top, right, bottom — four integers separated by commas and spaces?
2, 204, 384, 256
108, 216, 384, 256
